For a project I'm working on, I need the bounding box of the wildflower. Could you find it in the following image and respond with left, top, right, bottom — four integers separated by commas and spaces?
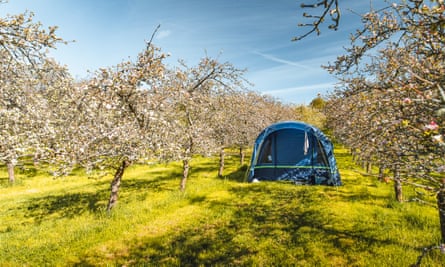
424, 121, 439, 131
402, 97, 412, 104
432, 134, 444, 145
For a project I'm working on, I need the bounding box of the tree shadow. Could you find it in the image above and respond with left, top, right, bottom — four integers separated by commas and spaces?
73, 183, 408, 266
17, 165, 39, 177
23, 186, 110, 224
122, 168, 182, 193
19, 166, 183, 224
0, 176, 11, 186
221, 164, 248, 182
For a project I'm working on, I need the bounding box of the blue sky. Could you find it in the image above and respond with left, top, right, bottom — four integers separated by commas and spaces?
0, 0, 369, 104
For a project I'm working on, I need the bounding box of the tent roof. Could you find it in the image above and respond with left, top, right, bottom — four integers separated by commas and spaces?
254, 121, 329, 147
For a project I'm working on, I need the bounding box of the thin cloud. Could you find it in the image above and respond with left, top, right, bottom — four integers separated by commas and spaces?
252, 51, 313, 70
246, 61, 331, 90
263, 82, 335, 95
156, 30, 171, 40
260, 82, 337, 104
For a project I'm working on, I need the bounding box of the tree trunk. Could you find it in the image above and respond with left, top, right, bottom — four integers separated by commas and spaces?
437, 185, 445, 244
33, 153, 40, 167
393, 166, 403, 202
180, 159, 189, 191
378, 165, 385, 182
351, 148, 357, 162
107, 160, 131, 212
218, 148, 225, 177
239, 147, 245, 165
361, 160, 366, 170
366, 161, 372, 174
7, 161, 15, 183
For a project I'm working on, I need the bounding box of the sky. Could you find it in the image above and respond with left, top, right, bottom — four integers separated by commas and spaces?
0, 0, 369, 104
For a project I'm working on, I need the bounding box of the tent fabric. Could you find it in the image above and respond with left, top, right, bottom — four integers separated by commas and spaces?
246, 121, 342, 186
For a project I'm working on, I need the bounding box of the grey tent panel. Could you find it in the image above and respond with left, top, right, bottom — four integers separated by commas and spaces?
246, 121, 342, 186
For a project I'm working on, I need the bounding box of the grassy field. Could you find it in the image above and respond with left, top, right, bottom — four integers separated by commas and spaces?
0, 148, 444, 266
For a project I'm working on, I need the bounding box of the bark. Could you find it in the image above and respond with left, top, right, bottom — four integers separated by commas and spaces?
218, 148, 225, 177
393, 166, 403, 202
378, 165, 385, 182
239, 147, 245, 165
7, 161, 15, 183
437, 186, 445, 244
366, 161, 372, 174
107, 160, 131, 212
33, 153, 40, 167
180, 159, 189, 191
351, 148, 357, 161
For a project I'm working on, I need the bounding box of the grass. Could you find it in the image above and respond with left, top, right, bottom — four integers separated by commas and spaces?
0, 148, 444, 266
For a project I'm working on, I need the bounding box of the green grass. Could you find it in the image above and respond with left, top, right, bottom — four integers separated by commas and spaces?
0, 149, 444, 266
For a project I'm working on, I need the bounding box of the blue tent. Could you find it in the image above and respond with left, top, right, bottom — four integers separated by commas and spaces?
246, 121, 342, 186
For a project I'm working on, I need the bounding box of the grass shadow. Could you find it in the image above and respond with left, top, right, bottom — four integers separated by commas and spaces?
0, 176, 11, 187
122, 169, 182, 192
222, 164, 248, 182
16, 164, 183, 224
23, 188, 110, 223
75, 182, 406, 266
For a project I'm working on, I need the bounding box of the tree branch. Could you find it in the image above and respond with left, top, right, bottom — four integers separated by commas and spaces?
293, 0, 340, 41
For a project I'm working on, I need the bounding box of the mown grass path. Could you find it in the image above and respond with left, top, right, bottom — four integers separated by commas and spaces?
0, 148, 444, 266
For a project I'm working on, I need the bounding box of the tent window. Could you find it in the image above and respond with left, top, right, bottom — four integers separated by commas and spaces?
257, 129, 309, 165
275, 129, 307, 165
258, 136, 273, 164
314, 139, 329, 166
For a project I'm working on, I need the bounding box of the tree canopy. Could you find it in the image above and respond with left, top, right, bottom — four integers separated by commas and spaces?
323, 0, 445, 249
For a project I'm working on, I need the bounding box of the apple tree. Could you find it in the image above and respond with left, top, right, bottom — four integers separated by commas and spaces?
0, 11, 67, 182
325, 0, 445, 250
158, 57, 248, 191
